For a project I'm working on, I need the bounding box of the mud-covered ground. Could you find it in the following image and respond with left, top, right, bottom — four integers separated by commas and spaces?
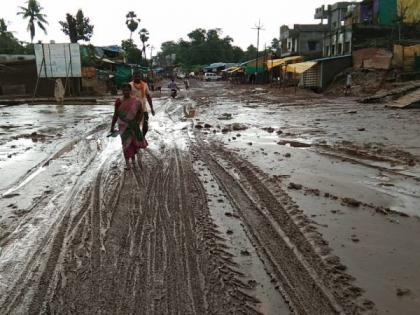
1, 81, 419, 314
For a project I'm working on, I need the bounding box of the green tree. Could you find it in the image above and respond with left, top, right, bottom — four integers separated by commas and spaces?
121, 39, 142, 64
126, 11, 140, 40
188, 28, 206, 44
17, 0, 48, 43
121, 38, 136, 51
270, 38, 281, 55
0, 18, 33, 54
59, 10, 94, 43
244, 45, 258, 61
0, 18, 8, 34
157, 28, 247, 70
139, 28, 149, 60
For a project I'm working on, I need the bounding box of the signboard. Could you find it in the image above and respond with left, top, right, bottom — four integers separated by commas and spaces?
34, 43, 82, 78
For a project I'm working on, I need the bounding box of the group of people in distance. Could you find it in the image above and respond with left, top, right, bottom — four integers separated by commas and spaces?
110, 73, 155, 170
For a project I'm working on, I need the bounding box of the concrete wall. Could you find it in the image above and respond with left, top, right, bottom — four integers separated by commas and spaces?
352, 24, 397, 50
353, 48, 393, 69
320, 55, 352, 89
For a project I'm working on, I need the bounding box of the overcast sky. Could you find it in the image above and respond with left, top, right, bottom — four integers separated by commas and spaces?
3, 0, 343, 54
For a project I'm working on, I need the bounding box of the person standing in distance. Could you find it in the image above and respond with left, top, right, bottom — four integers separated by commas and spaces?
129, 73, 155, 144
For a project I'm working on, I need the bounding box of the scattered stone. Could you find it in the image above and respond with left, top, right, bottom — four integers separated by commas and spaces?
396, 288, 411, 297
278, 140, 311, 148
240, 249, 250, 256
408, 159, 416, 167
226, 229, 234, 235
379, 183, 395, 187
247, 142, 253, 146
284, 153, 291, 158
342, 198, 361, 207
218, 113, 233, 120
357, 128, 366, 132
225, 212, 233, 217
347, 110, 357, 114
306, 188, 320, 196
204, 123, 212, 129
334, 264, 347, 271
236, 133, 241, 137
288, 182, 303, 190
231, 123, 247, 131
232, 137, 236, 140
217, 199, 224, 203
247, 280, 258, 288
262, 127, 275, 133
276, 129, 283, 135
3, 193, 20, 199
222, 128, 230, 133
195, 124, 203, 129
351, 236, 360, 243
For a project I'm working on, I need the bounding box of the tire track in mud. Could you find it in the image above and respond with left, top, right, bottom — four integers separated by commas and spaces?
15, 142, 262, 314
193, 137, 375, 314
0, 181, 93, 314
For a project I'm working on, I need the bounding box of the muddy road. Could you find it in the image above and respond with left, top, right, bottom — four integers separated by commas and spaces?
1, 81, 420, 314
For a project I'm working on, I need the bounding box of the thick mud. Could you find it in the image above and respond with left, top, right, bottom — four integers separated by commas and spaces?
1, 81, 420, 314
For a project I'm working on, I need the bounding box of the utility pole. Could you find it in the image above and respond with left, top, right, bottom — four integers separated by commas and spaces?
252, 19, 265, 83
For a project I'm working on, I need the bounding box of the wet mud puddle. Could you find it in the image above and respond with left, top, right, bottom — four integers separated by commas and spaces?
193, 160, 290, 314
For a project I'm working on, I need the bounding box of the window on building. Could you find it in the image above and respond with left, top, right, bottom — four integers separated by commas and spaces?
338, 43, 343, 55
331, 45, 336, 56
287, 42, 291, 50
326, 46, 330, 56
308, 41, 318, 51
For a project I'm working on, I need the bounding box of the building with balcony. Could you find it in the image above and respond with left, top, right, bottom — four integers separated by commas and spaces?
279, 24, 329, 59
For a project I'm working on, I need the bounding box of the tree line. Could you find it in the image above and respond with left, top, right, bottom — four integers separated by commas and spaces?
156, 28, 262, 72
155, 29, 286, 72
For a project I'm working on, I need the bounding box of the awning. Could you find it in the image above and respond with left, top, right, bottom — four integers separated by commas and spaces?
266, 56, 303, 70
284, 61, 317, 74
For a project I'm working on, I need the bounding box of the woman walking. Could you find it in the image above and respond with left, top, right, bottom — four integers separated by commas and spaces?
110, 84, 145, 170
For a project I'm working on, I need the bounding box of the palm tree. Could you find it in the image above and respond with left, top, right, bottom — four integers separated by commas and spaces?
126, 11, 140, 40
17, 0, 48, 43
139, 28, 149, 61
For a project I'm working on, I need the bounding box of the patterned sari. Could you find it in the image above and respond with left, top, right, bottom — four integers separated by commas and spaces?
114, 97, 145, 159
